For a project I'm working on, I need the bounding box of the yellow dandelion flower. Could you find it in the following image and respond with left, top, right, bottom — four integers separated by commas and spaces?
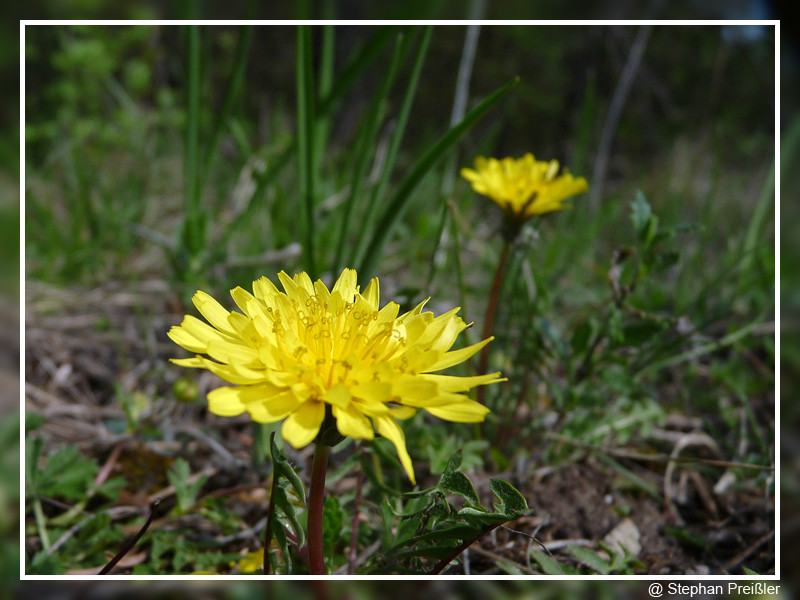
461, 153, 588, 229
233, 549, 264, 573
168, 268, 503, 484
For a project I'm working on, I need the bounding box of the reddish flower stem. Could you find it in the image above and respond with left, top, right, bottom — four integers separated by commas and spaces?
477, 241, 511, 405
307, 442, 330, 575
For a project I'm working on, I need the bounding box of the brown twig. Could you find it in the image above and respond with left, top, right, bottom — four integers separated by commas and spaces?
720, 530, 774, 573
98, 498, 161, 575
94, 441, 124, 488
307, 443, 331, 575
542, 432, 773, 471
476, 241, 511, 405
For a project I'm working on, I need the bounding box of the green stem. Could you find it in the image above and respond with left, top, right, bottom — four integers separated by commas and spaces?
296, 25, 317, 278
33, 497, 51, 551
183, 25, 202, 261
476, 240, 510, 405
307, 443, 330, 575
263, 470, 280, 574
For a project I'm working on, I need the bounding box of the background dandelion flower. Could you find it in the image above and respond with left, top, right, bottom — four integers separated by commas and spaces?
461, 153, 588, 222
168, 268, 503, 483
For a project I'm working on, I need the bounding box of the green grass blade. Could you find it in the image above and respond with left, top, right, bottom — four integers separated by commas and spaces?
357, 76, 520, 280
199, 25, 253, 193
209, 27, 398, 259
353, 26, 433, 272
334, 32, 406, 274
739, 165, 774, 278
180, 24, 204, 265
296, 25, 317, 278
314, 25, 335, 179
317, 26, 400, 117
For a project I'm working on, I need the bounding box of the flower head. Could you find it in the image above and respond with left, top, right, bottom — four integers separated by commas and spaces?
168, 269, 502, 483
233, 549, 264, 573
461, 154, 588, 234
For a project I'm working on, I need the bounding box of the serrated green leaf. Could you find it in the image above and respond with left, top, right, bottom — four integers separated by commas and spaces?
96, 475, 126, 501
322, 496, 344, 550
25, 436, 44, 495
272, 485, 305, 548
386, 495, 433, 518
457, 507, 510, 527
531, 550, 564, 574
402, 485, 438, 499
27, 551, 66, 575
38, 445, 98, 501
271, 432, 305, 500
442, 449, 463, 475
413, 523, 482, 544
168, 457, 190, 484
652, 250, 680, 272
270, 517, 289, 572
428, 500, 456, 527
568, 545, 610, 574
644, 213, 659, 248
26, 412, 46, 434
394, 514, 421, 546
440, 470, 480, 505
390, 543, 461, 561
490, 479, 528, 516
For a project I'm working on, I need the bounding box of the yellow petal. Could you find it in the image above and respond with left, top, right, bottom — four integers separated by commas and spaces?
207, 384, 296, 421
362, 278, 380, 311
167, 325, 206, 353
323, 382, 351, 409
206, 386, 247, 416
374, 415, 415, 484
352, 397, 391, 417
193, 290, 235, 334
389, 405, 417, 420
420, 372, 505, 392
425, 312, 468, 353
425, 398, 490, 423
253, 276, 280, 301
333, 403, 374, 440
281, 400, 325, 448
231, 286, 259, 317
352, 380, 391, 404
314, 279, 331, 304
392, 377, 437, 403
332, 268, 358, 300
278, 271, 310, 306
206, 338, 261, 367
293, 271, 315, 296
180, 315, 230, 346
248, 389, 304, 423
425, 337, 493, 372
170, 357, 205, 368
397, 297, 429, 323
170, 356, 267, 385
